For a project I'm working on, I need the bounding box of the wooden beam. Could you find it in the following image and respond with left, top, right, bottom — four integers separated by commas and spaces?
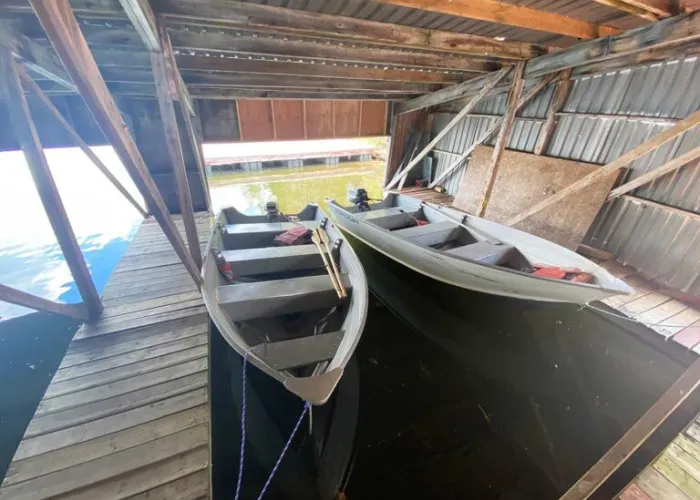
29, 0, 202, 287
151, 23, 202, 268
591, 0, 676, 20
0, 23, 76, 92
534, 69, 572, 156
165, 29, 498, 73
372, 0, 619, 40
428, 71, 559, 190
476, 62, 525, 217
18, 67, 149, 218
589, 0, 661, 21
79, 25, 497, 73
89, 50, 462, 83
399, 11, 700, 113
386, 66, 511, 190
152, 0, 546, 60
188, 89, 418, 101
607, 146, 700, 199
0, 49, 103, 320
398, 72, 497, 113
525, 12, 700, 78
118, 0, 160, 51
0, 284, 90, 321
560, 354, 700, 499
507, 108, 700, 226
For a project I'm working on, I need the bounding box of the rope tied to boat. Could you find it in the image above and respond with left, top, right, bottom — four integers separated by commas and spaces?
235, 348, 311, 500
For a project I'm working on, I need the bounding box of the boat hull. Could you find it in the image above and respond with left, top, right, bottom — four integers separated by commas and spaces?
328, 198, 631, 304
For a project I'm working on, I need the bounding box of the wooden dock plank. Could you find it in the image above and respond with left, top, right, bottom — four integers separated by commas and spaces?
0, 215, 212, 499
636, 468, 689, 500
3, 406, 208, 487
35, 357, 207, 417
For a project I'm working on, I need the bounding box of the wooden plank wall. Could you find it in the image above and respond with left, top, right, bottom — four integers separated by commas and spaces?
198, 99, 389, 143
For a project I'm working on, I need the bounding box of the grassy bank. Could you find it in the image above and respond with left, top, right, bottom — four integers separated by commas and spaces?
208, 161, 384, 187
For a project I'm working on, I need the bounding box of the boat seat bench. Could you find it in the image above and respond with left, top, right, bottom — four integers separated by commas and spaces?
221, 245, 325, 275
223, 221, 319, 248
354, 207, 421, 230
446, 241, 515, 266
218, 274, 352, 321
393, 221, 460, 246
249, 331, 344, 370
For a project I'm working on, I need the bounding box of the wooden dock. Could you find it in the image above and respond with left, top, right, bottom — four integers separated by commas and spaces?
619, 414, 700, 499
0, 213, 212, 500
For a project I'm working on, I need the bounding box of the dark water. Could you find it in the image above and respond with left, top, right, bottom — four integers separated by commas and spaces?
211, 238, 697, 500
0, 312, 81, 479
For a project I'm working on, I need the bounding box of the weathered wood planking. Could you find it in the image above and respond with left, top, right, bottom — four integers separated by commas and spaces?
618, 413, 700, 499
453, 146, 620, 249
0, 214, 212, 499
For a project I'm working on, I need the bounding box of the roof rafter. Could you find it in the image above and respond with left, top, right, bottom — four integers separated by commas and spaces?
372, 0, 620, 40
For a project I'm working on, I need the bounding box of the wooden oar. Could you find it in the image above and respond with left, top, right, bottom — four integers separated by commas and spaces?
311, 229, 344, 299
317, 228, 347, 298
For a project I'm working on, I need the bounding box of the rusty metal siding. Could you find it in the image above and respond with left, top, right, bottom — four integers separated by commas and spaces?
429, 55, 700, 294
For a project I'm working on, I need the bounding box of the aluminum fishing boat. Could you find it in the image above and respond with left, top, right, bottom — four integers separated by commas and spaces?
202, 203, 367, 405
328, 192, 632, 304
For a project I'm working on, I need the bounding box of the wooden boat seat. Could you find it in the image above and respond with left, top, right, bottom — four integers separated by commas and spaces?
217, 274, 352, 321
446, 241, 515, 265
221, 245, 325, 276
393, 221, 460, 246
249, 331, 344, 370
353, 207, 421, 230
223, 221, 319, 249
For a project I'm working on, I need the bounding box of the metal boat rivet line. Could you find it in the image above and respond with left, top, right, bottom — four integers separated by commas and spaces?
235, 348, 311, 500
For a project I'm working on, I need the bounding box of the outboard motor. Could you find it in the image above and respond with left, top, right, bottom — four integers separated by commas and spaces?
265, 201, 280, 222
348, 187, 371, 212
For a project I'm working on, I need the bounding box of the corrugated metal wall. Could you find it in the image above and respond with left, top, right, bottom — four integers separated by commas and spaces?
430, 56, 700, 294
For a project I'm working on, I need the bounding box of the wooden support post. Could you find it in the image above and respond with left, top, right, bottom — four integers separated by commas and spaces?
18, 67, 148, 218
181, 105, 211, 212
29, 0, 201, 287
151, 24, 202, 268
0, 49, 103, 320
476, 62, 525, 217
507, 107, 700, 226
534, 68, 572, 156
428, 71, 559, 189
607, 145, 700, 199
386, 66, 511, 190
560, 354, 700, 500
0, 284, 90, 321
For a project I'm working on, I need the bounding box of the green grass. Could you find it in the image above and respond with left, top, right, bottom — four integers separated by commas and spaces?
208, 160, 384, 187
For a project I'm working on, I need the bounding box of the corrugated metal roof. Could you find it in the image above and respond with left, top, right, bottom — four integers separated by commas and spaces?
239, 0, 644, 45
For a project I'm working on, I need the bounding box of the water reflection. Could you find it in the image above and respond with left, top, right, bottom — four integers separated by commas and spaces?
210, 162, 384, 214
0, 147, 144, 320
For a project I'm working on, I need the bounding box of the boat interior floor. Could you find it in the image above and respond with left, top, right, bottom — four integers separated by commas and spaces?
355, 207, 532, 271
215, 220, 350, 373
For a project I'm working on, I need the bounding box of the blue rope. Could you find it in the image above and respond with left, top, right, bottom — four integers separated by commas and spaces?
235, 349, 312, 500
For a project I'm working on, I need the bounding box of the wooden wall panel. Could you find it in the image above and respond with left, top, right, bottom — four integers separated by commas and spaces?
271, 100, 304, 141
453, 145, 620, 249
360, 101, 388, 137
333, 100, 361, 138
195, 99, 389, 143
305, 100, 333, 139
236, 99, 274, 142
